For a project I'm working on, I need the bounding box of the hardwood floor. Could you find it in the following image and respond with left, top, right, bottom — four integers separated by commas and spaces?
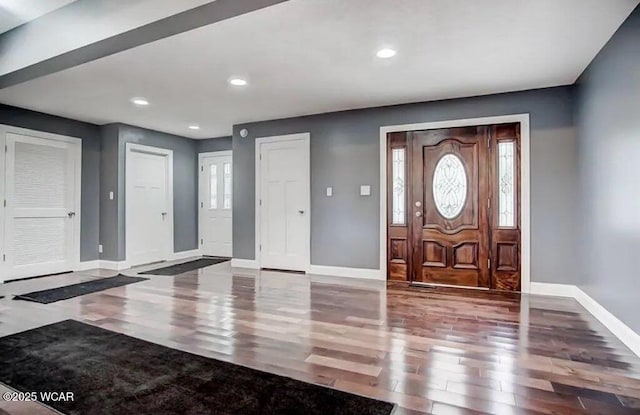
1, 261, 639, 414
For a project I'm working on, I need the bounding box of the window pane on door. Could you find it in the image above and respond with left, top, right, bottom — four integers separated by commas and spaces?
392, 148, 406, 224
498, 141, 515, 227
223, 162, 232, 209
209, 164, 217, 209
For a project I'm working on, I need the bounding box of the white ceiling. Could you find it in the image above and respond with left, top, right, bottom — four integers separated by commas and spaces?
0, 0, 76, 34
0, 0, 638, 138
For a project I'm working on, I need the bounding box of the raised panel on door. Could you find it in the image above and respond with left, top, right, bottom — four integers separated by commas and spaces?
259, 138, 309, 271
3, 133, 77, 280
201, 154, 232, 257
411, 127, 490, 288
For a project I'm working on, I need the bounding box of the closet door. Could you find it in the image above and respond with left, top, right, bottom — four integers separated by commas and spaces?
3, 133, 77, 280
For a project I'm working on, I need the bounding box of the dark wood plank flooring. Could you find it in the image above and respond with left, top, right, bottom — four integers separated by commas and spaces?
0, 261, 639, 414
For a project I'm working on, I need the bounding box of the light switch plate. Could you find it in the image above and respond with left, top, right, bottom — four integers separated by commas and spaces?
360, 185, 371, 196
326, 187, 333, 197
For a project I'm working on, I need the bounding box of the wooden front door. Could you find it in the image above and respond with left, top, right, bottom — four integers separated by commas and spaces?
387, 123, 521, 291
412, 126, 490, 288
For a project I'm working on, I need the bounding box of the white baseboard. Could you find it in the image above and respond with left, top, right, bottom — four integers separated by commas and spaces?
529, 282, 577, 297
574, 286, 640, 357
531, 282, 640, 357
308, 265, 385, 280
76, 260, 100, 271
170, 249, 201, 261
231, 258, 259, 269
97, 260, 130, 271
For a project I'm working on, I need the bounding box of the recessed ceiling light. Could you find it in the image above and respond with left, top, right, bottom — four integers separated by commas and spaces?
229, 77, 248, 86
188, 125, 200, 130
131, 97, 149, 106
376, 48, 396, 59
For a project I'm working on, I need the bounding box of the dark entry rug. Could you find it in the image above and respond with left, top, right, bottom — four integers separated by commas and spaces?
13, 275, 147, 304
140, 257, 230, 276
0, 320, 395, 415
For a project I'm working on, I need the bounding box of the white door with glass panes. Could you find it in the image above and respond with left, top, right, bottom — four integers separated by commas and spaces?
2, 132, 80, 281
200, 152, 232, 257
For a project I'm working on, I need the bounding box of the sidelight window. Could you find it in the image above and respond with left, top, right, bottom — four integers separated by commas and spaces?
223, 162, 232, 209
498, 141, 515, 227
433, 153, 467, 219
391, 148, 406, 224
209, 164, 217, 209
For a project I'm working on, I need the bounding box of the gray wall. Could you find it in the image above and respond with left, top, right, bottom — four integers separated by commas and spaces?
0, 104, 101, 261
198, 136, 232, 153
98, 124, 120, 261
233, 86, 578, 284
575, 5, 640, 333
99, 123, 199, 260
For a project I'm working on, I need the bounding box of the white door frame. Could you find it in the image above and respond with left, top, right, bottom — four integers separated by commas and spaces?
125, 143, 174, 265
254, 133, 311, 270
379, 114, 532, 292
198, 150, 233, 256
0, 124, 82, 282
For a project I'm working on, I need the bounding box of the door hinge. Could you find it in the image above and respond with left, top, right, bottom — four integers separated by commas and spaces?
2, 254, 5, 262
259, 244, 262, 252
259, 199, 262, 206
488, 198, 491, 209
201, 165, 203, 172
3, 200, 5, 207
260, 153, 262, 161
200, 239, 203, 245
200, 202, 203, 208
488, 258, 491, 269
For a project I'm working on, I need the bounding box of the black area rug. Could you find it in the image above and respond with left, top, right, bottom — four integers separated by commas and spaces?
0, 320, 395, 415
13, 275, 147, 304
140, 257, 230, 276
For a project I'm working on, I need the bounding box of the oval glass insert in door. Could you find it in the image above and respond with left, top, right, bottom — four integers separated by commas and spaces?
432, 153, 467, 219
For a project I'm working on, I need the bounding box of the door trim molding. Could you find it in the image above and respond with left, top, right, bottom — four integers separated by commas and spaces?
0, 124, 82, 282
254, 133, 311, 271
125, 143, 174, 266
198, 150, 233, 257
379, 114, 531, 292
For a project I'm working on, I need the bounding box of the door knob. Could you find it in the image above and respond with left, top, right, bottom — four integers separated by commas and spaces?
67, 211, 76, 218
161, 212, 168, 218
298, 210, 305, 215
415, 211, 422, 217
415, 201, 422, 207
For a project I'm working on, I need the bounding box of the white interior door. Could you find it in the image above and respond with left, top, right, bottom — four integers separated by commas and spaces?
126, 145, 172, 266
3, 133, 78, 280
258, 136, 310, 271
200, 152, 232, 257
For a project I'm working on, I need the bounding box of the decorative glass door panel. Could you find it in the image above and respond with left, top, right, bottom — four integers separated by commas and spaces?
411, 127, 490, 288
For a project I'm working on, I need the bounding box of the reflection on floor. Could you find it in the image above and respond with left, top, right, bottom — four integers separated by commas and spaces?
0, 260, 639, 414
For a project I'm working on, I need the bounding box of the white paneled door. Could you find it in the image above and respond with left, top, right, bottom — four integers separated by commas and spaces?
2, 132, 80, 281
125, 144, 172, 267
199, 152, 232, 257
258, 135, 310, 271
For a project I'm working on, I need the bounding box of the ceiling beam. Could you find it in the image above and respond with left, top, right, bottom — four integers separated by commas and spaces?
0, 0, 289, 90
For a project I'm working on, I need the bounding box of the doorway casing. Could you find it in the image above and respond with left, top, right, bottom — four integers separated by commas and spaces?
379, 114, 531, 292
125, 142, 174, 266
0, 124, 82, 282
253, 133, 311, 271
